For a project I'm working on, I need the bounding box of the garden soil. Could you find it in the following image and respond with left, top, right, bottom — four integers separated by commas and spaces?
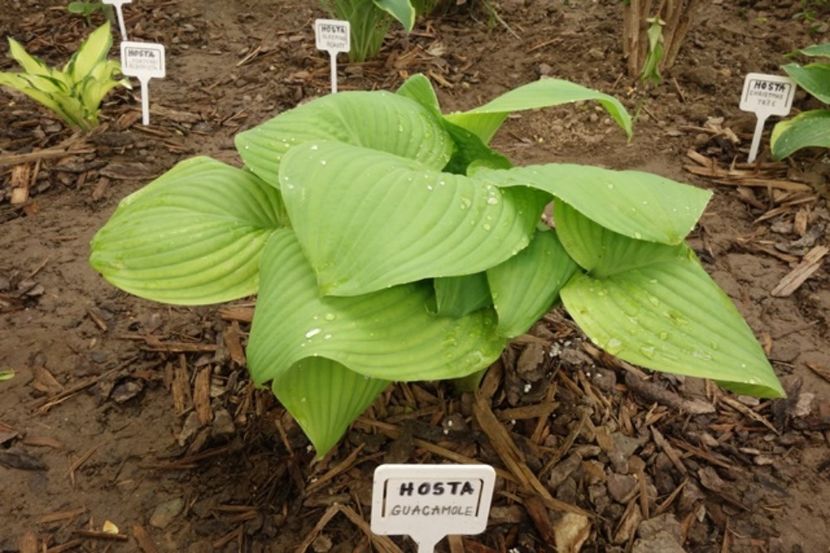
1, 0, 829, 552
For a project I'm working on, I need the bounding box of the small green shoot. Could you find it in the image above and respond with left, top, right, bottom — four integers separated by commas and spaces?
640, 16, 665, 84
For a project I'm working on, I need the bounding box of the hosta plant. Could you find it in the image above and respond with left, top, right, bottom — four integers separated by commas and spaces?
90, 75, 784, 456
0, 22, 128, 130
771, 43, 830, 159
320, 0, 416, 61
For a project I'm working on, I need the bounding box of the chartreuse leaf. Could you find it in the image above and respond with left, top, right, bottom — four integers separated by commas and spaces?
273, 357, 389, 456
235, 91, 453, 188
373, 0, 416, 31
397, 73, 441, 113
560, 245, 784, 398
771, 109, 830, 160
7, 38, 70, 89
476, 164, 711, 245
279, 141, 548, 296
0, 73, 67, 119
554, 201, 683, 277
396, 74, 512, 174
783, 62, 830, 104
65, 20, 112, 82
247, 229, 506, 385
798, 43, 830, 58
486, 228, 579, 338
434, 274, 492, 317
444, 78, 633, 144
90, 157, 286, 304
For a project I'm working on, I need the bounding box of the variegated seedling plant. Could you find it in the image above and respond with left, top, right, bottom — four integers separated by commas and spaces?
90, 75, 784, 455
0, 22, 128, 130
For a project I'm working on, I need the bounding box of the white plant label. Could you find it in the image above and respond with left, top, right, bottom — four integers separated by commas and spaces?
120, 41, 166, 126
314, 19, 350, 94
371, 464, 496, 553
739, 73, 796, 163
102, 0, 131, 41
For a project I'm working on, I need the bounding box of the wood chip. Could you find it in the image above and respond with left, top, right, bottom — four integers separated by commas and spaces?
223, 321, 246, 366
625, 372, 715, 415
10, 164, 32, 205
771, 245, 828, 297
194, 366, 213, 425
172, 354, 192, 415
17, 531, 38, 553
132, 525, 160, 553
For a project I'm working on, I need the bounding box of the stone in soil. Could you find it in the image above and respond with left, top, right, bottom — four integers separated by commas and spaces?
150, 498, 184, 529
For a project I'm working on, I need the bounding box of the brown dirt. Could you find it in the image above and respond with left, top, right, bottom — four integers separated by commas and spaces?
1, 0, 829, 552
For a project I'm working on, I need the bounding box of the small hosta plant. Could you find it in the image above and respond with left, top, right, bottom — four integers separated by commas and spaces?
771, 43, 830, 159
90, 75, 784, 455
0, 22, 128, 130
320, 0, 416, 61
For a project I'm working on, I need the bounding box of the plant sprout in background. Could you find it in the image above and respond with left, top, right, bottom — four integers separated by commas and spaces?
0, 22, 129, 130
90, 75, 784, 457
622, 0, 703, 82
319, 0, 416, 61
771, 43, 830, 159
67, 0, 116, 25
640, 17, 665, 84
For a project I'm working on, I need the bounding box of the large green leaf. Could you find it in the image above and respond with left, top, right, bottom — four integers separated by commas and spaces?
65, 22, 112, 82
554, 201, 684, 277
247, 229, 506, 385
235, 91, 453, 188
487, 228, 579, 338
397, 73, 441, 114
273, 357, 389, 456
560, 248, 784, 398
90, 157, 287, 304
476, 164, 711, 245
783, 62, 830, 104
434, 274, 492, 317
771, 109, 830, 160
279, 141, 548, 296
444, 78, 633, 144
798, 43, 830, 58
396, 73, 512, 174
373, 0, 416, 31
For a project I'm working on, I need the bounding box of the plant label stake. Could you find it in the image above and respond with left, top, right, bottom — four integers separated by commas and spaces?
739, 73, 795, 163
371, 464, 496, 553
314, 19, 350, 94
120, 41, 166, 126
102, 0, 131, 41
